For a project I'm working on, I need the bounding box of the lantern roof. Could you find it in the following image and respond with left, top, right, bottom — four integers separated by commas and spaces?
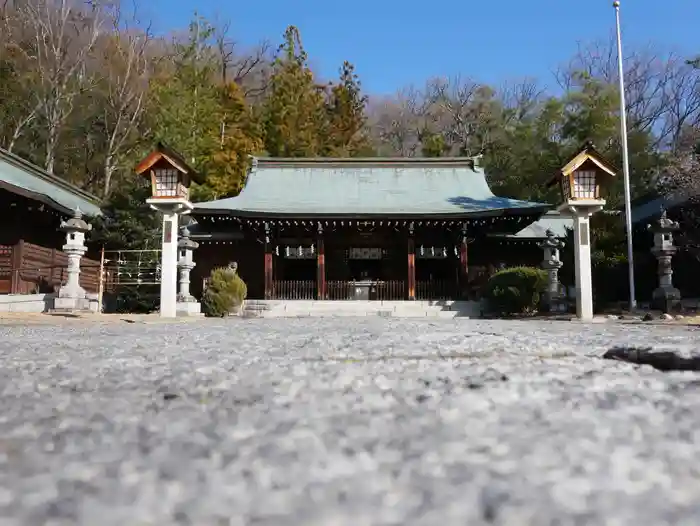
135, 142, 204, 184
59, 207, 92, 233
547, 141, 617, 188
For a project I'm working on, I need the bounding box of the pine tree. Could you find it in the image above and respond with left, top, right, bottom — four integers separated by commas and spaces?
147, 16, 221, 173
262, 26, 327, 157
325, 61, 374, 156
206, 82, 263, 198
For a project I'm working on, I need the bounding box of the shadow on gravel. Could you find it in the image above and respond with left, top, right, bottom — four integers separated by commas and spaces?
603, 346, 700, 372
301, 352, 498, 362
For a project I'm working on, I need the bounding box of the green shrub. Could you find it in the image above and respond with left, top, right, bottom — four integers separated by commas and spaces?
201, 266, 248, 317
482, 266, 548, 316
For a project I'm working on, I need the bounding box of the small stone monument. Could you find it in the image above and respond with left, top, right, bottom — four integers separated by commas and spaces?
648, 209, 681, 313
54, 208, 94, 312
538, 229, 565, 312
176, 225, 202, 316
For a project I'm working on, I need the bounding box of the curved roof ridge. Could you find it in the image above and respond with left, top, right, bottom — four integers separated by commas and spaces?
194, 159, 548, 217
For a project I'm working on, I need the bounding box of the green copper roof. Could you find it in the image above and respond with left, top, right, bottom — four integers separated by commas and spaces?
195, 157, 550, 217
503, 211, 573, 239
0, 148, 102, 216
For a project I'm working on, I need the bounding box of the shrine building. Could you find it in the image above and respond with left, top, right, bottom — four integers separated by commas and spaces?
188, 156, 569, 301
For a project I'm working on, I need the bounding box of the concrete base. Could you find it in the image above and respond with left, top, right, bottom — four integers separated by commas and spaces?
241, 300, 482, 319
176, 301, 203, 317
53, 295, 99, 314
0, 294, 55, 313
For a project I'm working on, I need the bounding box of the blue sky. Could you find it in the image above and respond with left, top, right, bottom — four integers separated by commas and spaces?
144, 0, 699, 95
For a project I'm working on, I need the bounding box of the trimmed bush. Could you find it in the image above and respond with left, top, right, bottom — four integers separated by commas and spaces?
482, 266, 548, 316
201, 266, 248, 317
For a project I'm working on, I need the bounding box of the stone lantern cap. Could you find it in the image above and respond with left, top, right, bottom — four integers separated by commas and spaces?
177, 226, 199, 250
59, 207, 92, 233
538, 229, 565, 249
648, 209, 679, 233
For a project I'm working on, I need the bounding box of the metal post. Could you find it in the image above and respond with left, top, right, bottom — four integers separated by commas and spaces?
614, 0, 637, 310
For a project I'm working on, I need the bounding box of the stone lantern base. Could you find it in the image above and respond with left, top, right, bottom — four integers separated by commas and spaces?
652, 286, 681, 314
53, 295, 100, 313
176, 298, 203, 317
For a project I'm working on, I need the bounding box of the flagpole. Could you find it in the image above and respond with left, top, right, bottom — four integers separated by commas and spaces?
614, 0, 637, 311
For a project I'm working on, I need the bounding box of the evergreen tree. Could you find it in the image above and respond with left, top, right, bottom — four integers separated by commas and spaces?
325, 61, 374, 156
262, 26, 327, 157
147, 16, 221, 174
420, 132, 449, 157
206, 82, 263, 198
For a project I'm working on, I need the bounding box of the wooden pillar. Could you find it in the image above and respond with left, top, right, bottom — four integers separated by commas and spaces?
264, 223, 273, 300
317, 224, 326, 300
459, 223, 469, 299
407, 224, 416, 300
10, 239, 24, 294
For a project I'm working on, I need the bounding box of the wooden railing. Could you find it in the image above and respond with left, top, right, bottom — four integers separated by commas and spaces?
0, 241, 102, 295
268, 279, 459, 301
272, 280, 315, 300
0, 246, 12, 294
416, 280, 456, 300
376, 280, 405, 301
327, 280, 353, 300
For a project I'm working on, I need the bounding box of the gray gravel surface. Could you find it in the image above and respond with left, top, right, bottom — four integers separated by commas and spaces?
2, 318, 700, 526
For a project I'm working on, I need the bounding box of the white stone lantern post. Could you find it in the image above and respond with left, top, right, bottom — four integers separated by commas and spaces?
135, 142, 203, 318
54, 208, 93, 312
538, 229, 565, 312
548, 141, 617, 321
176, 224, 202, 316
648, 209, 681, 313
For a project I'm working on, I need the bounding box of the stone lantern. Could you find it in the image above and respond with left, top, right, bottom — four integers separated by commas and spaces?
135, 142, 204, 318
648, 209, 681, 313
548, 141, 616, 320
176, 224, 202, 316
54, 208, 93, 312
538, 229, 565, 312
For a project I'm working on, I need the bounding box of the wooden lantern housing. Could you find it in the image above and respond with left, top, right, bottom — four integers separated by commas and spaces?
135, 142, 203, 201
548, 141, 617, 202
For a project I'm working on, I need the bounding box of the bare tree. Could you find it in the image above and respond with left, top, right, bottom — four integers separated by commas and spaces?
426, 75, 503, 156
212, 19, 271, 99
659, 60, 700, 149
98, 4, 150, 196
14, 0, 104, 173
0, 3, 43, 152
555, 39, 700, 149
497, 77, 545, 123
366, 86, 433, 156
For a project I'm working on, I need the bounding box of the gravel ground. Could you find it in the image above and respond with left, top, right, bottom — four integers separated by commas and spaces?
1, 318, 700, 526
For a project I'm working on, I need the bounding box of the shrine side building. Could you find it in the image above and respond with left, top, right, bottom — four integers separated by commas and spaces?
189, 156, 568, 301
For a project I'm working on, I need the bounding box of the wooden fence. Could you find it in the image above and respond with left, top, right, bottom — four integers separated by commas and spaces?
0, 241, 102, 295
416, 280, 456, 300
270, 280, 408, 301
272, 280, 316, 300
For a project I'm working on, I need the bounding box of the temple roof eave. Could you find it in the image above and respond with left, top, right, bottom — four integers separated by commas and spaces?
190, 204, 552, 220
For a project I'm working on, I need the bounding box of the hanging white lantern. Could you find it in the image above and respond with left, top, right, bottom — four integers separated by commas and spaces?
285, 246, 290, 257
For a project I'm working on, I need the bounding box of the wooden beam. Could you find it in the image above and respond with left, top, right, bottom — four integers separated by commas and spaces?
407, 224, 416, 300
10, 240, 24, 294
459, 224, 469, 300
264, 223, 273, 300
317, 225, 326, 300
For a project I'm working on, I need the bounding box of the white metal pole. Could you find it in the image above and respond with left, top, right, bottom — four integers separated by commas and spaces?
614, 0, 637, 310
